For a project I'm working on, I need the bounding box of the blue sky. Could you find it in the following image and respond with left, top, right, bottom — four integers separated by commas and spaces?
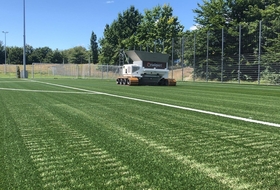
1, 0, 203, 50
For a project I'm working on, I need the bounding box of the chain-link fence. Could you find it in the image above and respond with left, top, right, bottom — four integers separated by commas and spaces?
0, 64, 123, 80
171, 20, 280, 85
1, 21, 279, 84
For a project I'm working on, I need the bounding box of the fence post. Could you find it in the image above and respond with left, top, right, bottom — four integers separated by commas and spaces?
258, 20, 262, 85
221, 27, 224, 83
32, 63, 34, 78
206, 31, 209, 82
193, 33, 196, 82
171, 38, 174, 79
181, 37, 185, 81
107, 64, 109, 79
76, 64, 79, 79
88, 56, 91, 78
238, 23, 241, 84
102, 65, 104, 79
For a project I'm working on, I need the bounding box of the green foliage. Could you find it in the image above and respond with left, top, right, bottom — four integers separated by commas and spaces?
189, 0, 280, 81
90, 31, 99, 64
67, 46, 89, 64
262, 68, 280, 84
2, 45, 90, 65
7, 46, 23, 64
99, 4, 183, 64
136, 4, 184, 55
0, 41, 4, 63
99, 6, 142, 64
28, 46, 53, 63
51, 49, 64, 63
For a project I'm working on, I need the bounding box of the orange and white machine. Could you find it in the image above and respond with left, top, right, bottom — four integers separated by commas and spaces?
116, 50, 176, 86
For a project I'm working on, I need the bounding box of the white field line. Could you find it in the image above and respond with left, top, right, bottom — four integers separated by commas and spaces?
0, 87, 98, 94
59, 100, 254, 189
31, 80, 280, 128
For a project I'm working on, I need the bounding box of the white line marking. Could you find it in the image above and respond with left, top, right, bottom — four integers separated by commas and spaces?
0, 87, 98, 94
30, 80, 280, 128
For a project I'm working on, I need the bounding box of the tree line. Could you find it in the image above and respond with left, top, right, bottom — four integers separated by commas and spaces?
1, 0, 280, 81
0, 45, 95, 65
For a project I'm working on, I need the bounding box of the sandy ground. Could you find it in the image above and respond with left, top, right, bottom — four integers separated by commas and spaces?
169, 67, 193, 81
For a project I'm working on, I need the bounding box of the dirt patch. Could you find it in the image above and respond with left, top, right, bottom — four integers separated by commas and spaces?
169, 67, 193, 81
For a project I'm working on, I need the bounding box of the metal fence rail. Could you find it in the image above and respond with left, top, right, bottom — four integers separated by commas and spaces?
170, 20, 280, 85
0, 64, 123, 80
1, 62, 279, 85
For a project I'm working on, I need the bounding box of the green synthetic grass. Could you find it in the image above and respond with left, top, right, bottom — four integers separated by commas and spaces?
1, 78, 280, 189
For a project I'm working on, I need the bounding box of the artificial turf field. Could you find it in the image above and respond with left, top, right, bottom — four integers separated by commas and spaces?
1, 78, 280, 189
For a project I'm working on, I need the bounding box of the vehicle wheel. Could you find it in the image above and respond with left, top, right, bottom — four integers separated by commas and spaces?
116, 78, 120, 84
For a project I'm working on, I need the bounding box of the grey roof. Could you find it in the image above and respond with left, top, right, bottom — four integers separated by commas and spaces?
125, 50, 169, 63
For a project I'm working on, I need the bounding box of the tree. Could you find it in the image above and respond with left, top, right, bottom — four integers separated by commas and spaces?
0, 41, 4, 64
191, 0, 280, 81
115, 5, 142, 49
192, 0, 230, 80
99, 23, 118, 64
90, 31, 99, 64
26, 45, 35, 64
137, 4, 184, 55
260, 3, 280, 84
99, 4, 184, 64
28, 47, 53, 63
51, 49, 63, 63
8, 46, 23, 64
68, 46, 89, 64
99, 6, 142, 64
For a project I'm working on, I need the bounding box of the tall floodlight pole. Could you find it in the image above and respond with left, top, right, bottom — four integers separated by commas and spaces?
23, 0, 27, 78
2, 31, 8, 64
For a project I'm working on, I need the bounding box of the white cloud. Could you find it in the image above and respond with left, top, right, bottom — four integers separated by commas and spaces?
106, 0, 114, 3
190, 25, 198, 31
190, 25, 202, 31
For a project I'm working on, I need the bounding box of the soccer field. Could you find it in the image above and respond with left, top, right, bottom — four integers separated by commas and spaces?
1, 78, 280, 189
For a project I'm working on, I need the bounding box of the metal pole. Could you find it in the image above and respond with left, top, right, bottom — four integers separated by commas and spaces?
32, 63, 34, 78
221, 27, 224, 83
2, 31, 8, 74
258, 20, 262, 85
102, 65, 104, 79
23, 0, 27, 78
88, 56, 91, 77
181, 37, 184, 81
206, 31, 209, 82
193, 33, 196, 82
171, 38, 174, 79
238, 24, 241, 84
76, 64, 79, 78
107, 64, 108, 79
